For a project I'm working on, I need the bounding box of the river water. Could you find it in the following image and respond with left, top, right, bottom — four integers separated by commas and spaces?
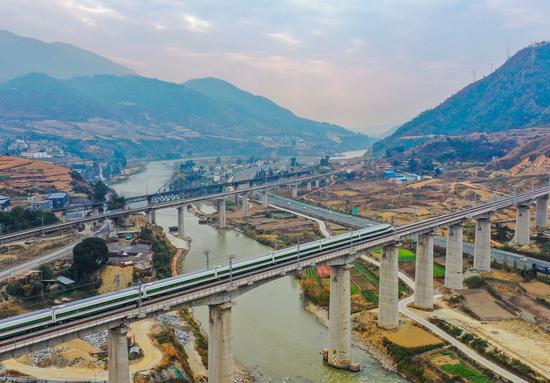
113, 160, 406, 383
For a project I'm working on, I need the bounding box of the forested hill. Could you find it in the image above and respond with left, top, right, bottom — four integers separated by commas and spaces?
0, 30, 135, 84
375, 41, 550, 154
0, 74, 372, 157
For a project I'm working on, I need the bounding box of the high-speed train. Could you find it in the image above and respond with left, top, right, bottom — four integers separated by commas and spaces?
0, 224, 393, 341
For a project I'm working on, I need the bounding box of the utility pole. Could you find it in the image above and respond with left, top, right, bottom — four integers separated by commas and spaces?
204, 249, 211, 270
229, 254, 236, 287
114, 273, 121, 291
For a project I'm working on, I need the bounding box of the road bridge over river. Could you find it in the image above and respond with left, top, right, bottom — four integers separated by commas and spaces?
0, 186, 547, 383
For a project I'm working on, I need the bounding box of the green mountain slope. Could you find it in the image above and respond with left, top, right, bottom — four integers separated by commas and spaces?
185, 77, 351, 137
375, 41, 550, 154
0, 74, 372, 156
0, 30, 135, 84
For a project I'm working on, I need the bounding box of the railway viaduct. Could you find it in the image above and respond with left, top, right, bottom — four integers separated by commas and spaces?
0, 170, 338, 244
0, 187, 548, 383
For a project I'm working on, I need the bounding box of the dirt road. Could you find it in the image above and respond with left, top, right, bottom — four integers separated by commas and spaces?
421, 299, 550, 378
2, 320, 163, 381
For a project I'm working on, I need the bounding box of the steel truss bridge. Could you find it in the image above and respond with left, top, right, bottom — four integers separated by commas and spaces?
0, 170, 341, 244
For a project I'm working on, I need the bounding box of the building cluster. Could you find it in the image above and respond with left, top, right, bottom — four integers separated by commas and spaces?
383, 169, 423, 184
0, 195, 10, 211
6, 139, 65, 160
29, 191, 70, 211
106, 242, 153, 273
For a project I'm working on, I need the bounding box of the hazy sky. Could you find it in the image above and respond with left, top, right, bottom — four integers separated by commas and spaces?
0, 0, 548, 135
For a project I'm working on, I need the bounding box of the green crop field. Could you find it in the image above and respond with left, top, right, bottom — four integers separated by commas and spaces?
398, 248, 416, 262
441, 363, 492, 383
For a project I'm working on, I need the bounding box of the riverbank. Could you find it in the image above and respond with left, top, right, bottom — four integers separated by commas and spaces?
164, 216, 255, 383
109, 162, 147, 185
303, 301, 399, 372
110, 159, 406, 382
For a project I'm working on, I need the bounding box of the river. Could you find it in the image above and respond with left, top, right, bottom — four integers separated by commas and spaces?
113, 160, 406, 383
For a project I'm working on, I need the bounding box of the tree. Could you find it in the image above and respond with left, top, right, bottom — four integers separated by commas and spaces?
407, 158, 418, 173
320, 156, 330, 166
72, 237, 109, 280
92, 180, 110, 202
108, 193, 126, 210
290, 157, 297, 168
39, 264, 54, 280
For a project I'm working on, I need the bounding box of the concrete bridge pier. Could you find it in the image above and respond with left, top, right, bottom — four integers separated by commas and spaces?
208, 302, 234, 383
314, 179, 320, 188
108, 325, 130, 383
145, 209, 153, 224
445, 223, 464, 290
218, 198, 226, 229
326, 263, 354, 370
122, 214, 131, 227
291, 184, 298, 198
177, 205, 185, 238
262, 190, 269, 208
242, 193, 249, 218
513, 203, 531, 245
378, 244, 399, 329
473, 214, 492, 272
150, 209, 157, 225
307, 181, 312, 191
536, 195, 548, 229
414, 232, 434, 310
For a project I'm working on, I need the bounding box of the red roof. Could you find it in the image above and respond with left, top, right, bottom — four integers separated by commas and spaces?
316, 266, 331, 278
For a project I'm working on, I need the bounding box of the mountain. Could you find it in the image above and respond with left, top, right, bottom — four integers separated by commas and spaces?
375, 41, 550, 155
185, 77, 348, 137
0, 74, 372, 159
0, 30, 135, 84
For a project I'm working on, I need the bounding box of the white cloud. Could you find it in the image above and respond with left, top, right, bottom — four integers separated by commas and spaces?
183, 14, 211, 32
345, 38, 363, 53
267, 32, 301, 46
60, 0, 124, 26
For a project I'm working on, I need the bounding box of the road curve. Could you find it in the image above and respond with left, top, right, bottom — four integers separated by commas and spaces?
275, 199, 528, 383
0, 222, 110, 282
398, 296, 528, 383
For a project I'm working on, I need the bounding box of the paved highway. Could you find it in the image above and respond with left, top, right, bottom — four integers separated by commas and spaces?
398, 294, 528, 383
0, 221, 111, 282
267, 193, 380, 227
267, 193, 550, 270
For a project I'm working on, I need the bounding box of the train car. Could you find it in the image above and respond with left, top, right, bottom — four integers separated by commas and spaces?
0, 309, 53, 340
52, 287, 140, 322
0, 224, 394, 342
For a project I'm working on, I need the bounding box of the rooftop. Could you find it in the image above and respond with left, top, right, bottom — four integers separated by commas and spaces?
48, 192, 69, 199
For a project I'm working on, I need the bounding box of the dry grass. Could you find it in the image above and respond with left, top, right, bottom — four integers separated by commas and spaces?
520, 281, 550, 297
484, 270, 524, 283
431, 354, 460, 366
0, 156, 72, 193
385, 322, 443, 348
98, 265, 134, 294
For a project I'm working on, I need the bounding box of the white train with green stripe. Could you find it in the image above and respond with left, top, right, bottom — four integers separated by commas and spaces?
0, 224, 393, 341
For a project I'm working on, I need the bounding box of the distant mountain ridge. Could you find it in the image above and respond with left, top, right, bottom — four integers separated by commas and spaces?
0, 73, 371, 158
0, 30, 135, 84
0, 30, 371, 160
375, 41, 550, 154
